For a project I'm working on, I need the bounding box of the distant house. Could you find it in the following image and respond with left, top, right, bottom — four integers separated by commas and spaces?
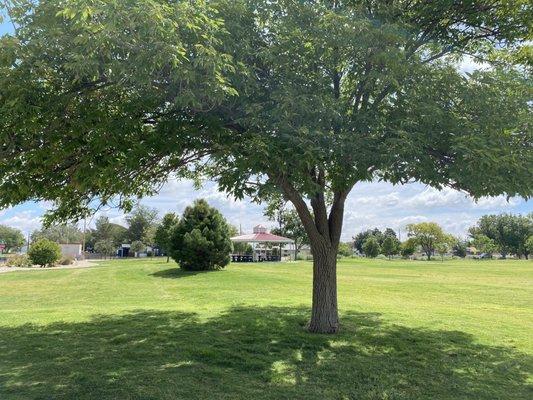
116, 244, 161, 258
59, 243, 83, 259
466, 246, 478, 256
118, 244, 131, 258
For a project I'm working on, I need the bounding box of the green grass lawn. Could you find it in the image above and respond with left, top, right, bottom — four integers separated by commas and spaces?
0, 258, 531, 399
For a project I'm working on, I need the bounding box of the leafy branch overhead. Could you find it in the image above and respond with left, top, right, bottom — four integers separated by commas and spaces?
0, 0, 530, 225
1, 0, 531, 333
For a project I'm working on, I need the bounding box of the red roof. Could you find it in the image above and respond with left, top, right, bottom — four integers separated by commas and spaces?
230, 232, 294, 243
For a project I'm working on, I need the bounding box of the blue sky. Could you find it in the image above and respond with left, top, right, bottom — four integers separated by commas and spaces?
0, 8, 11, 35
0, 15, 530, 240
1, 179, 530, 241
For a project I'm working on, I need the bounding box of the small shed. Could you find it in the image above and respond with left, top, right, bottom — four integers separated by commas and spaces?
59, 243, 83, 259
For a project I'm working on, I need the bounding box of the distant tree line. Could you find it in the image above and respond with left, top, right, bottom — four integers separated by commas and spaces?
27, 204, 161, 258
2, 207, 531, 263
352, 213, 532, 260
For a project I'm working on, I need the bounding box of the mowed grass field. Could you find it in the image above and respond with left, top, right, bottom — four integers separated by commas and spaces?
0, 258, 531, 399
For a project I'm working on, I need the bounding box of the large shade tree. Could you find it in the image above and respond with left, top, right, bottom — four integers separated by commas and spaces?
31, 224, 83, 244
92, 216, 128, 247
154, 212, 179, 262
125, 205, 159, 243
264, 199, 309, 259
469, 213, 533, 258
407, 222, 450, 260
0, 0, 531, 333
0, 224, 25, 253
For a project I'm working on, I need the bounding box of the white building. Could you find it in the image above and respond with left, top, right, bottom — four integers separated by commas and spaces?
59, 243, 83, 259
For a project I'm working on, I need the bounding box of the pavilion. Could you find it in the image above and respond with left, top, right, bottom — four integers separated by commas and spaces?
230, 225, 294, 262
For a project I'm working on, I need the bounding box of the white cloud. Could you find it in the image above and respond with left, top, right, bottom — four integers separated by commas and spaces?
474, 196, 519, 209
394, 215, 429, 226
0, 211, 42, 234
0, 179, 529, 241
349, 192, 400, 208
437, 214, 478, 238
331, 183, 526, 239
404, 187, 466, 208
404, 187, 518, 210
108, 215, 127, 227
457, 55, 491, 74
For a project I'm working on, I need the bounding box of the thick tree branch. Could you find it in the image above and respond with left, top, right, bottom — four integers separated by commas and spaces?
309, 168, 330, 240
328, 189, 349, 247
273, 174, 325, 247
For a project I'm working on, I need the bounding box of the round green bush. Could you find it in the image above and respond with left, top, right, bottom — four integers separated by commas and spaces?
170, 199, 232, 271
28, 239, 61, 267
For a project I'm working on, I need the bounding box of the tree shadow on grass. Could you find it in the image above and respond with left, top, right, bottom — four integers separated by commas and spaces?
150, 268, 219, 279
0, 307, 531, 400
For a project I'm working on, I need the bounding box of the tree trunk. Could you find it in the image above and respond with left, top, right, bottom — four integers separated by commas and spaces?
308, 242, 339, 333
275, 174, 350, 334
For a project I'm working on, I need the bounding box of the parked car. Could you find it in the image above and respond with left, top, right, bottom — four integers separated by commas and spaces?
473, 253, 492, 260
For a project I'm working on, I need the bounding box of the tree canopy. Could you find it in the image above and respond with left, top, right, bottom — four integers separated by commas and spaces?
154, 212, 179, 262
94, 239, 116, 259
407, 222, 451, 260
265, 200, 309, 259
1, 0, 531, 333
353, 228, 397, 254
0, 0, 530, 221
400, 238, 417, 258
472, 234, 499, 256
362, 236, 380, 258
91, 216, 127, 247
0, 224, 25, 253
469, 213, 532, 258
31, 224, 83, 244
381, 235, 399, 259
125, 205, 159, 243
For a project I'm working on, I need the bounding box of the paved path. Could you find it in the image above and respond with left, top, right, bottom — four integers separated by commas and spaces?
0, 260, 101, 274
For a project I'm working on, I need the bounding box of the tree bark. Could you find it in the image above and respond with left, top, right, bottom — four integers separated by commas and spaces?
308, 241, 339, 333
274, 174, 350, 334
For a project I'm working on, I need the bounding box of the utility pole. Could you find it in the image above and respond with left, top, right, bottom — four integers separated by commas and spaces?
81, 216, 87, 260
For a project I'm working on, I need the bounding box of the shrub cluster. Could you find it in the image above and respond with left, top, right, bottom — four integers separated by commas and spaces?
6, 254, 32, 268
59, 256, 75, 265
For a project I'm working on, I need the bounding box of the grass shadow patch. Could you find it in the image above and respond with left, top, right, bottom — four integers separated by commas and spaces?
150, 268, 219, 279
0, 306, 531, 399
